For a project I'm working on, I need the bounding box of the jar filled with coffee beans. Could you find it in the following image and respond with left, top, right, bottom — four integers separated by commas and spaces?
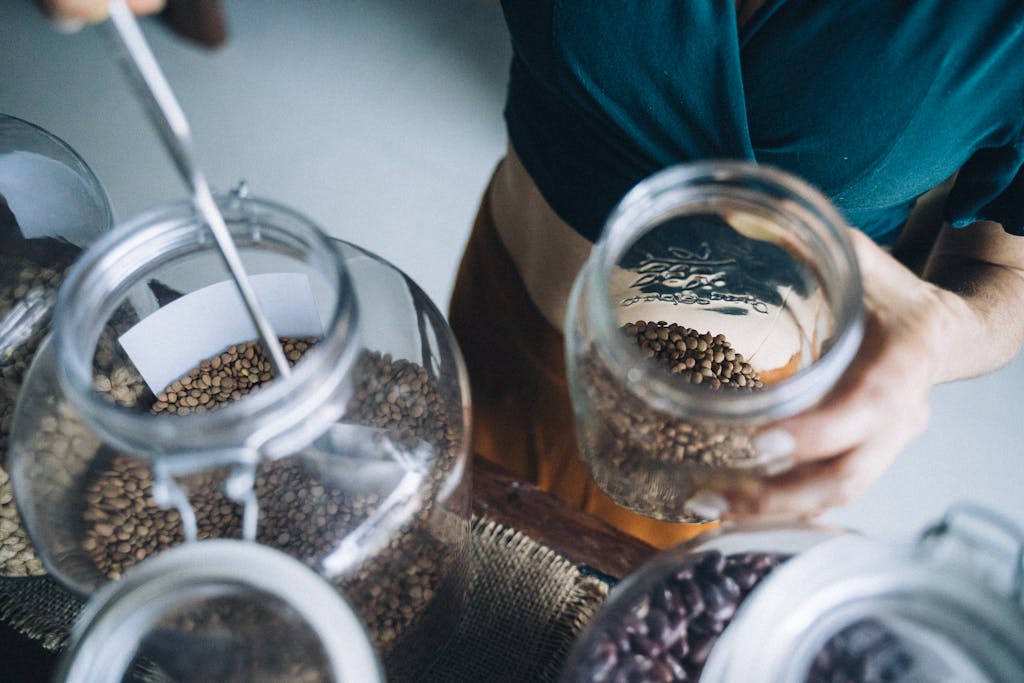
565, 162, 864, 522
561, 503, 1024, 682
7, 187, 471, 682
57, 540, 383, 683
1, 113, 113, 578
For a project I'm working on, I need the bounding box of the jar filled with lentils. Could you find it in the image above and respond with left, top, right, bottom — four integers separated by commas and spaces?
1, 113, 113, 579
561, 503, 1024, 683
7, 186, 471, 682
565, 162, 864, 522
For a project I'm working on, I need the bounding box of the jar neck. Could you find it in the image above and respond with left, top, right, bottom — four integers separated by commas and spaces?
53, 192, 359, 459
586, 161, 864, 421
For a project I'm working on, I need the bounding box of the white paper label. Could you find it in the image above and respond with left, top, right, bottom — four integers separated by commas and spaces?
119, 272, 324, 393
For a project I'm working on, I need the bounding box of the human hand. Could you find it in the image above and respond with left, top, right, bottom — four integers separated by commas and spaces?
39, 0, 164, 27
715, 228, 970, 521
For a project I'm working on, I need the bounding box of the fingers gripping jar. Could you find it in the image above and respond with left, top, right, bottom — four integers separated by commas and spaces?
8, 187, 471, 681
565, 162, 864, 521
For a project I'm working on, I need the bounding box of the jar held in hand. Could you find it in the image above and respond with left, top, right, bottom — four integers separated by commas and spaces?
564, 161, 864, 522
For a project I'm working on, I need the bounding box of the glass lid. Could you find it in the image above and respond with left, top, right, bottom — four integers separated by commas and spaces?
56, 540, 384, 683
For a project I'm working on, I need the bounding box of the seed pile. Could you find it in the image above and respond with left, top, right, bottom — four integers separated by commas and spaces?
579, 321, 765, 521
575, 550, 786, 682
806, 619, 923, 683
328, 349, 466, 673
78, 342, 466, 682
81, 455, 241, 579
623, 321, 763, 390
148, 338, 315, 416
127, 595, 333, 683
0, 257, 71, 577
574, 551, 922, 683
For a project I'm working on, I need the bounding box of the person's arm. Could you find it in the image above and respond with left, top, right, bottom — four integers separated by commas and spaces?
719, 219, 1024, 520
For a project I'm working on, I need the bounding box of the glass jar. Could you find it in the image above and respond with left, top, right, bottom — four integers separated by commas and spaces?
561, 503, 1024, 682
56, 540, 384, 682
8, 186, 471, 681
1, 113, 114, 578
565, 162, 864, 521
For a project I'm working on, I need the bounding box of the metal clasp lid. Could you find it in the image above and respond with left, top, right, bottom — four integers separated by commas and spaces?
151, 447, 262, 543
919, 502, 1024, 606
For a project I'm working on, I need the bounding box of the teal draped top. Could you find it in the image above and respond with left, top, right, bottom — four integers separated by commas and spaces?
501, 0, 1024, 243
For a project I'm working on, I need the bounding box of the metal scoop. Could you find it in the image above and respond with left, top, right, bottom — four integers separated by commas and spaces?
104, 0, 290, 378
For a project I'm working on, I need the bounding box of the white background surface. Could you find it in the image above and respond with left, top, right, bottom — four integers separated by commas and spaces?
2, 0, 1021, 546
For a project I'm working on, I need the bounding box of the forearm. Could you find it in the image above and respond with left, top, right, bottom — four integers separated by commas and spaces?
922, 221, 1024, 383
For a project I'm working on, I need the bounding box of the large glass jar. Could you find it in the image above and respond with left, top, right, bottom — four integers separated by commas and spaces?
565, 162, 864, 522
561, 503, 1024, 682
8, 187, 471, 681
1, 113, 114, 578
56, 540, 384, 682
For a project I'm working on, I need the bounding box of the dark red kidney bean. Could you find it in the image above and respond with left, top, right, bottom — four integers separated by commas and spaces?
674, 565, 695, 582
696, 550, 726, 579
724, 564, 759, 590
701, 583, 737, 622
627, 654, 654, 673
662, 653, 688, 681
688, 632, 719, 667
689, 611, 725, 637
648, 660, 676, 683
629, 633, 662, 658
663, 616, 688, 648
653, 585, 680, 614
718, 573, 741, 602
587, 640, 618, 679
623, 613, 648, 635
677, 577, 705, 614
612, 626, 631, 653
668, 632, 689, 661
645, 610, 671, 644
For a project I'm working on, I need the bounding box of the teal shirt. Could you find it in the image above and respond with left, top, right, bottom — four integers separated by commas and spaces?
502, 0, 1024, 243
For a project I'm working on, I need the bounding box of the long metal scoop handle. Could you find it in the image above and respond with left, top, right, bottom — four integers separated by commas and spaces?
105, 0, 291, 378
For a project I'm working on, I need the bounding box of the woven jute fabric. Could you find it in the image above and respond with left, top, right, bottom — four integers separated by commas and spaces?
423, 518, 609, 682
1, 516, 609, 681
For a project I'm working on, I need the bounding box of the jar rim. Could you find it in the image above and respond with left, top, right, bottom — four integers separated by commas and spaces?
52, 192, 360, 459
587, 161, 865, 421
56, 540, 384, 683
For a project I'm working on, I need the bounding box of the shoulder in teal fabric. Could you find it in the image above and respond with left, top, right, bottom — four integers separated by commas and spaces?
501, 0, 1024, 243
